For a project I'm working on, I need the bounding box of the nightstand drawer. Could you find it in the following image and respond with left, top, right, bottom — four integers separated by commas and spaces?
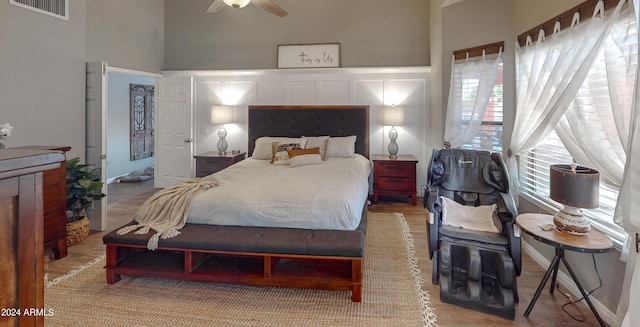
376, 162, 414, 177
194, 151, 246, 177
377, 177, 414, 191
197, 160, 228, 175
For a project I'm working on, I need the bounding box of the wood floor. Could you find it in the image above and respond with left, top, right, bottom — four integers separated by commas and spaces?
45, 180, 605, 326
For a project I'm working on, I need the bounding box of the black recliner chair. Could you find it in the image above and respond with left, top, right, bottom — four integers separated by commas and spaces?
424, 148, 521, 320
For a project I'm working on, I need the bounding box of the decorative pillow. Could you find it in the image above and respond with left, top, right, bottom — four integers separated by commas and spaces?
287, 147, 321, 158
252, 137, 305, 160
303, 136, 329, 160
271, 139, 307, 164
288, 154, 322, 168
326, 135, 356, 158
440, 196, 501, 233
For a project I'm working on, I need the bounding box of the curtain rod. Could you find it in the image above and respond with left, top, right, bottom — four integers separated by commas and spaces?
453, 41, 504, 61
517, 0, 619, 47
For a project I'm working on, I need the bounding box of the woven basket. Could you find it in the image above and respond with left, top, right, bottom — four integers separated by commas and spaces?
66, 215, 90, 246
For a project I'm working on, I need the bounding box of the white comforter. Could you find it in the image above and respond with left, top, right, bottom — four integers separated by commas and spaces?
186, 154, 371, 230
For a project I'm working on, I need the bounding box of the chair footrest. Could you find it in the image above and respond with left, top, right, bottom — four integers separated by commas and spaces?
439, 239, 517, 320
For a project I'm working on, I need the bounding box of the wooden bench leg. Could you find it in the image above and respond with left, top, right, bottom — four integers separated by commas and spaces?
351, 259, 363, 302
105, 244, 121, 284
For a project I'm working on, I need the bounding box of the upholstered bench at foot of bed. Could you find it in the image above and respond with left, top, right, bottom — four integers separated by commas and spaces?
103, 214, 367, 302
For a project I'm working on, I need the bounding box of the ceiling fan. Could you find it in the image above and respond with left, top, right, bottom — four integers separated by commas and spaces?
207, 0, 288, 17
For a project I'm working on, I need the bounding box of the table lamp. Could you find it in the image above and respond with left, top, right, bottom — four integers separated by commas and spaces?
211, 105, 233, 154
549, 163, 600, 235
382, 105, 404, 158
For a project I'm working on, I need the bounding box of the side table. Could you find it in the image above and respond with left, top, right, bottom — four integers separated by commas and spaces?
194, 151, 246, 177
372, 154, 418, 206
516, 213, 613, 327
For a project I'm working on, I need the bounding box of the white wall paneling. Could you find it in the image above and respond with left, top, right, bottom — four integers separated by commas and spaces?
164, 67, 431, 193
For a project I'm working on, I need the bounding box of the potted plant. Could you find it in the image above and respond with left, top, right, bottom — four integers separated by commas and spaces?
65, 157, 106, 246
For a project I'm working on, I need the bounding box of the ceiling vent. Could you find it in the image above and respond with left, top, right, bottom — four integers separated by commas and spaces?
9, 0, 68, 20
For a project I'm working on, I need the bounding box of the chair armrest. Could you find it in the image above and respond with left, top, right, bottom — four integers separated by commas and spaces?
505, 220, 522, 276
424, 185, 441, 259
499, 192, 518, 220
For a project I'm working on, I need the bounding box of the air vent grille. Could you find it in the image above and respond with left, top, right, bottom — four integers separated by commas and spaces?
10, 0, 68, 20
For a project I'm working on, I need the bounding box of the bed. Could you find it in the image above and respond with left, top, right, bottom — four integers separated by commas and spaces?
103, 105, 371, 301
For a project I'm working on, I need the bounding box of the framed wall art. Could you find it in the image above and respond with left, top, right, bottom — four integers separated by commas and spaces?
277, 43, 340, 68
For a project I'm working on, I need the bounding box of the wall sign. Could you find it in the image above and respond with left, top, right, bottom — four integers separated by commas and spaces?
277, 43, 340, 68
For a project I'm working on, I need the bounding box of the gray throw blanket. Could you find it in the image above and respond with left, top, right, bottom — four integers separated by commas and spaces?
116, 174, 219, 250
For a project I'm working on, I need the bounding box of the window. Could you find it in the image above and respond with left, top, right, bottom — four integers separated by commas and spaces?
461, 63, 504, 152
519, 9, 637, 244
519, 130, 625, 243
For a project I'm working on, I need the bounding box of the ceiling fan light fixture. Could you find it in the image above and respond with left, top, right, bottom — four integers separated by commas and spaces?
223, 0, 251, 8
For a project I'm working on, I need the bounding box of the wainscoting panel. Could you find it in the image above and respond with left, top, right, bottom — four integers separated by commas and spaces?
256, 81, 285, 104
287, 81, 317, 104
163, 67, 430, 193
319, 80, 351, 104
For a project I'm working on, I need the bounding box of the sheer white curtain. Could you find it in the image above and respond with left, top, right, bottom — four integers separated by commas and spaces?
555, 3, 636, 189
508, 1, 618, 199
617, 1, 640, 325
444, 50, 501, 148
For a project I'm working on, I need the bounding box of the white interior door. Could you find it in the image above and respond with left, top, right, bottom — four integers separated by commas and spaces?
156, 76, 194, 188
85, 61, 108, 231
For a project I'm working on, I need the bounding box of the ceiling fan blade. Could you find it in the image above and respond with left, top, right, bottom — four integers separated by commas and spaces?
206, 0, 226, 13
252, 0, 288, 17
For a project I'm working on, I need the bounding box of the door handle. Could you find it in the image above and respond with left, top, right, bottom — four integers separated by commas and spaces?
184, 139, 192, 143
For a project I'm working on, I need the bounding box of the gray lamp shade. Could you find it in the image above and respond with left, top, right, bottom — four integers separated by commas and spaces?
211, 106, 233, 125
549, 164, 599, 209
381, 105, 405, 126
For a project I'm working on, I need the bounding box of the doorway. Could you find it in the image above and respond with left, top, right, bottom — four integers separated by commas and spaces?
86, 62, 161, 231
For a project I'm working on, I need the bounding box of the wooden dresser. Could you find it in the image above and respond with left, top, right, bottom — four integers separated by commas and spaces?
194, 151, 246, 177
13, 146, 71, 259
372, 154, 418, 206
0, 149, 65, 327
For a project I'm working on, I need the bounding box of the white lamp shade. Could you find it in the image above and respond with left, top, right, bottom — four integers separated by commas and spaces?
223, 0, 251, 8
211, 106, 233, 125
382, 105, 405, 126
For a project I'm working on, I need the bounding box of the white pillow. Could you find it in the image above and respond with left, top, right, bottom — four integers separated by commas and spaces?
303, 136, 329, 160
252, 137, 305, 160
271, 139, 308, 165
326, 135, 356, 158
289, 154, 322, 168
440, 196, 501, 233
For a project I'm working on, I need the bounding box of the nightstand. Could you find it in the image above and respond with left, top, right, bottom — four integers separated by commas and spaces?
194, 151, 246, 177
372, 154, 418, 206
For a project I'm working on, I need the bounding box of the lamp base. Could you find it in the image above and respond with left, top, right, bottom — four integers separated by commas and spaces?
217, 126, 228, 155
553, 205, 590, 235
388, 127, 399, 159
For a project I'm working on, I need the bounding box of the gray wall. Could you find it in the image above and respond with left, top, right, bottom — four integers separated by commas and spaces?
0, 1, 87, 159
164, 0, 429, 70
0, 0, 164, 161
86, 0, 165, 72
107, 73, 155, 180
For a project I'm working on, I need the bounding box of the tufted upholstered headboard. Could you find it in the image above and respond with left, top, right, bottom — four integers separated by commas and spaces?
248, 105, 370, 158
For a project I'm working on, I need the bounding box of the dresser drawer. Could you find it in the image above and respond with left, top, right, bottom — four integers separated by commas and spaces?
376, 162, 414, 177
376, 177, 414, 191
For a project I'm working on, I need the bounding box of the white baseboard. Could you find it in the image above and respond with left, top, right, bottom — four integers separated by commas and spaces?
522, 240, 621, 327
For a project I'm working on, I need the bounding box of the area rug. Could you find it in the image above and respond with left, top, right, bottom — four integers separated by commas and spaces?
45, 212, 438, 327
